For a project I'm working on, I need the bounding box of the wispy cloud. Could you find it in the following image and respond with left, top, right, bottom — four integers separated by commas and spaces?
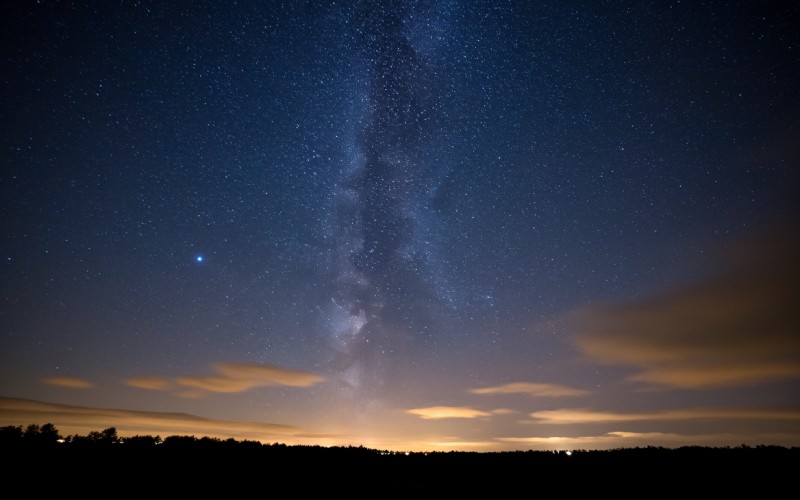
214, 363, 325, 387
496, 430, 800, 449
0, 397, 332, 444
406, 406, 492, 420
497, 432, 684, 446
471, 382, 587, 397
177, 375, 259, 393
130, 362, 327, 395
490, 408, 517, 415
426, 440, 498, 448
125, 376, 170, 391
572, 233, 800, 388
124, 363, 324, 396
527, 407, 800, 425
42, 376, 94, 389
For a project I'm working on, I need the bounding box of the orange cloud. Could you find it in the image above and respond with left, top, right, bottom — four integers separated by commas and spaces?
0, 396, 332, 444
177, 375, 256, 393
175, 363, 326, 394
406, 406, 492, 420
125, 376, 170, 391
215, 363, 325, 387
527, 407, 800, 425
470, 382, 587, 397
490, 408, 517, 415
426, 440, 498, 448
42, 376, 94, 389
497, 432, 684, 446
573, 233, 800, 388
494, 431, 746, 449
496, 430, 800, 449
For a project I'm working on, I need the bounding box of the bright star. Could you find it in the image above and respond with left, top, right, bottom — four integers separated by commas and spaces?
196, 255, 204, 263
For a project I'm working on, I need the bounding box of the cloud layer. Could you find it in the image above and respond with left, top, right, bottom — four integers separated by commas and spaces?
125, 376, 170, 391
528, 407, 800, 425
176, 363, 325, 393
573, 234, 800, 388
406, 406, 492, 420
470, 382, 587, 397
126, 363, 326, 395
42, 376, 94, 389
495, 429, 800, 449
0, 397, 329, 444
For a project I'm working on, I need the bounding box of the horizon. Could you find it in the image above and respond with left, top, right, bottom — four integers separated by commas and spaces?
1, 1, 798, 452
4, 398, 799, 453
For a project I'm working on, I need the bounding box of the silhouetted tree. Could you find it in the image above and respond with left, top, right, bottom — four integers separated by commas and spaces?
124, 434, 161, 448
39, 423, 61, 444
0, 425, 24, 446
20, 423, 61, 446
84, 426, 118, 446
23, 423, 40, 439
162, 435, 198, 449
101, 427, 118, 444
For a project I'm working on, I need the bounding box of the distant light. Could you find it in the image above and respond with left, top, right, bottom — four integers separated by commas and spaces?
565, 450, 572, 456
196, 255, 204, 263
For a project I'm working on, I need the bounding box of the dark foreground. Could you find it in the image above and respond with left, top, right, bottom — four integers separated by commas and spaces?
4, 445, 798, 495
2, 426, 798, 494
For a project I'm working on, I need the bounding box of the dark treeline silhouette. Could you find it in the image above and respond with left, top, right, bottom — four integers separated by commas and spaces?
2, 423, 797, 494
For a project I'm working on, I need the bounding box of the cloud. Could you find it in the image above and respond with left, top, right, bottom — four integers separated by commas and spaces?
470, 382, 587, 397
496, 430, 800, 449
177, 375, 258, 393
215, 363, 326, 387
426, 440, 498, 448
0, 397, 332, 444
42, 376, 94, 389
527, 407, 800, 425
174, 390, 205, 399
175, 363, 325, 394
497, 432, 684, 446
406, 406, 492, 420
121, 363, 325, 397
572, 233, 800, 388
490, 408, 517, 415
125, 376, 171, 391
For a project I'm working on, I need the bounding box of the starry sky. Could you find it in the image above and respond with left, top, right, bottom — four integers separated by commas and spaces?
1, 1, 798, 450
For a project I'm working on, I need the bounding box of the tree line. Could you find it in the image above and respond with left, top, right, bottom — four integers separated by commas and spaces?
2, 421, 797, 462
1, 422, 298, 451
2, 422, 798, 495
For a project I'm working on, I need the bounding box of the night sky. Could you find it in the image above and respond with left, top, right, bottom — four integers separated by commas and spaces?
2, 1, 798, 450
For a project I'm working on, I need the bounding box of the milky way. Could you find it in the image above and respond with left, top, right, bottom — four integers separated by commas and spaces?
327, 2, 451, 396
1, 0, 798, 449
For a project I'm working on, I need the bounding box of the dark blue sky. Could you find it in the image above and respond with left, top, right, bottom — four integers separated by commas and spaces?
1, 1, 798, 450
